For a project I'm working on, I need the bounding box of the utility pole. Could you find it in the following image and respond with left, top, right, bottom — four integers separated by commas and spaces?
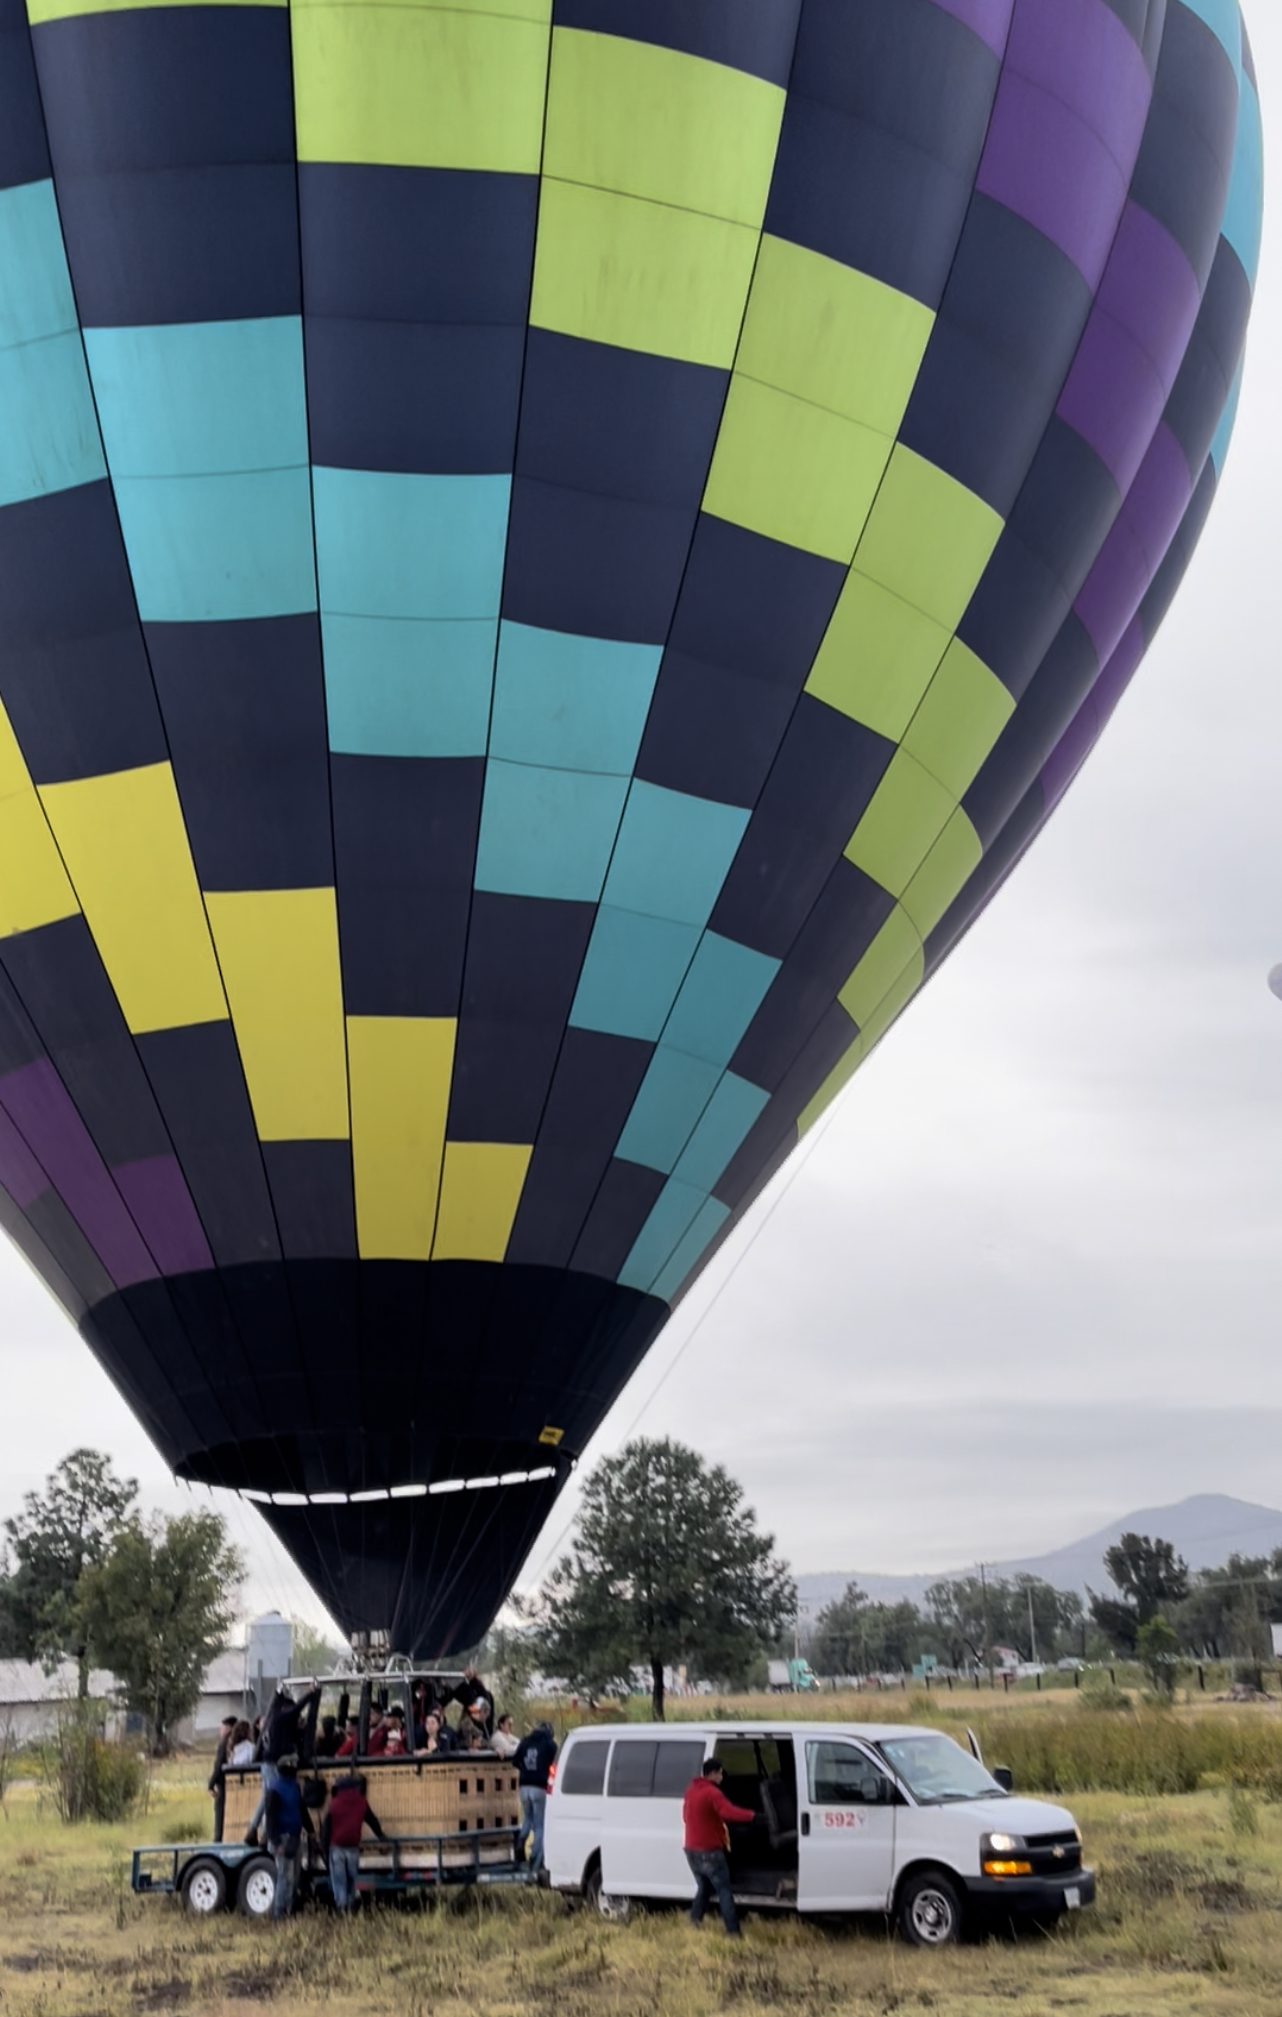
1028, 1582, 1038, 1666
980, 1563, 993, 1687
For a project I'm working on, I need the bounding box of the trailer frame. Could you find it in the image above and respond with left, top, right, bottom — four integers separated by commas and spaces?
132, 1825, 528, 1918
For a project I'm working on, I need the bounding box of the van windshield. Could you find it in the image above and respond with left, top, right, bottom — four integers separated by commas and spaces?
874, 1734, 1005, 1804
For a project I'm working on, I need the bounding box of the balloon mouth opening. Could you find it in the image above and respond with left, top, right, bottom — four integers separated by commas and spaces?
176, 1434, 572, 1500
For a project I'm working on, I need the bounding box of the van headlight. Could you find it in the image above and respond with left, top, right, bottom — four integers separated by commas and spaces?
981, 1830, 1032, 1877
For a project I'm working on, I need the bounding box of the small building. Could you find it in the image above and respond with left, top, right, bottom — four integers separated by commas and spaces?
170, 1649, 258, 1746
0, 1659, 122, 1744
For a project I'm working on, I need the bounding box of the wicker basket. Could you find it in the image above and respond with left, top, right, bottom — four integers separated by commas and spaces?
222, 1759, 521, 1841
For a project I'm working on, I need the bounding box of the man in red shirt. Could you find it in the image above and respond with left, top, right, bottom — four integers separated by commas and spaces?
320, 1771, 387, 1913
682, 1759, 753, 1935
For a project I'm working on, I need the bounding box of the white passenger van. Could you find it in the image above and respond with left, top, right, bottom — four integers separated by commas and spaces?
544, 1721, 1094, 1945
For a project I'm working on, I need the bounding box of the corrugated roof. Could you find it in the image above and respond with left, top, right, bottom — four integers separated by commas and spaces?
0, 1659, 119, 1705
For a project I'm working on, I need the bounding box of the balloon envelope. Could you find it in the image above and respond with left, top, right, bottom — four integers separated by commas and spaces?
0, 0, 1263, 1652
1270, 968, 1282, 1002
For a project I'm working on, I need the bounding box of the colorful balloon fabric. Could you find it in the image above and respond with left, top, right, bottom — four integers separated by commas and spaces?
0, 0, 1263, 1652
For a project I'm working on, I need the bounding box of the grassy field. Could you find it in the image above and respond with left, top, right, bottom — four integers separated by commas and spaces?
5, 1693, 1282, 2017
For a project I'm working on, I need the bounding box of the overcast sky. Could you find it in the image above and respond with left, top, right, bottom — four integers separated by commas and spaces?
1, 20, 1279, 1641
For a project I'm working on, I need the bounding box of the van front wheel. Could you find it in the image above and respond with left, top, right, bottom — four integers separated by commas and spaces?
583, 1861, 632, 1924
897, 1870, 963, 1947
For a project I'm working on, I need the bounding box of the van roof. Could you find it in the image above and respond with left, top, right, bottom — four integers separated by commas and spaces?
563, 1721, 935, 1744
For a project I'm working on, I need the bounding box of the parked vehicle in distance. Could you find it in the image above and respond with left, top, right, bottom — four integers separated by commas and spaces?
767, 1658, 821, 1692
545, 1720, 1094, 1945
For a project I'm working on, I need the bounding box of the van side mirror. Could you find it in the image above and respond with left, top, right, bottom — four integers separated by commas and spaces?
859, 1775, 884, 1805
992, 1765, 1014, 1792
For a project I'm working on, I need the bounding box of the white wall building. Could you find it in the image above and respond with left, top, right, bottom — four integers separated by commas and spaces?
0, 1659, 121, 1744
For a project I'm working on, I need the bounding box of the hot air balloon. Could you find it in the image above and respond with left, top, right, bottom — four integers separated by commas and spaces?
0, 0, 1263, 1655
1270, 968, 1282, 1002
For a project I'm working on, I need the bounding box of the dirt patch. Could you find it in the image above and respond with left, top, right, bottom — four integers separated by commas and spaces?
221, 1968, 284, 2002
1196, 1875, 1256, 1913
133, 1977, 194, 2011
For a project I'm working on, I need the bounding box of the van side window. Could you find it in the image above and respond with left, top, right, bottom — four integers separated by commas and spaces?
604, 1740, 705, 1798
608, 1741, 657, 1798
652, 1741, 706, 1798
807, 1741, 890, 1806
560, 1741, 609, 1796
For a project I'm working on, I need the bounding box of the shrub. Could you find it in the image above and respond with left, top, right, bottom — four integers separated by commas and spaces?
40, 1703, 146, 1823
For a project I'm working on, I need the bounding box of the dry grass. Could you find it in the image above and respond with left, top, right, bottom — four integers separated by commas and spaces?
4, 1740, 1282, 2017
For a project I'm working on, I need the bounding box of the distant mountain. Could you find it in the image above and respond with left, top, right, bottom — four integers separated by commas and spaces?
796, 1494, 1282, 1622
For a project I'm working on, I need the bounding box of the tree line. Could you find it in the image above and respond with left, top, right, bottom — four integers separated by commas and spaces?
806, 1532, 1282, 1679
6, 1441, 1275, 1754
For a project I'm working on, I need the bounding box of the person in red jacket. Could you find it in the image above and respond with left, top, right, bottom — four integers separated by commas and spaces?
682, 1759, 753, 1935
320, 1772, 387, 1913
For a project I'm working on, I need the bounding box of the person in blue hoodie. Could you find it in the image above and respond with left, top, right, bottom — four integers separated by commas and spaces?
516, 1722, 558, 1873
264, 1755, 315, 1919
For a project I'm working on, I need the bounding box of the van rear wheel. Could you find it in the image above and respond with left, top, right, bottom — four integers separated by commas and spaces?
583, 1861, 632, 1923
898, 1869, 963, 1947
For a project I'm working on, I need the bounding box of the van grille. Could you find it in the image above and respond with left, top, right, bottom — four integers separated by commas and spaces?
1024, 1830, 1081, 1875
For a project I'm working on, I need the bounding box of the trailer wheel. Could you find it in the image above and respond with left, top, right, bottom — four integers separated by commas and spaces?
181, 1858, 228, 1917
236, 1856, 276, 1920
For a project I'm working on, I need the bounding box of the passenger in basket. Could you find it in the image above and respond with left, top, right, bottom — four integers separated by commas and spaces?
229, 1721, 256, 1767
419, 1711, 453, 1756
315, 1715, 342, 1759
383, 1717, 407, 1757
245, 1683, 322, 1847
516, 1722, 558, 1873
492, 1714, 519, 1759
365, 1706, 390, 1755
463, 1701, 493, 1749
264, 1755, 315, 1920
336, 1717, 361, 1759
682, 1760, 752, 1937
321, 1771, 387, 1914
451, 1667, 495, 1732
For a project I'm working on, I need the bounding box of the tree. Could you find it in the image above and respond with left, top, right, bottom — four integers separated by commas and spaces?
1174, 1556, 1279, 1668
1, 1450, 138, 1693
1136, 1616, 1179, 1697
80, 1510, 243, 1753
1091, 1534, 1190, 1656
536, 1438, 794, 1719
476, 1596, 540, 1709
926, 1576, 990, 1669
810, 1584, 932, 1676
289, 1620, 345, 1676
1104, 1534, 1189, 1623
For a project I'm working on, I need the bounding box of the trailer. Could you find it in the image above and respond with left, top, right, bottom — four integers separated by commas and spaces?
132, 1664, 529, 1917
132, 1827, 528, 1918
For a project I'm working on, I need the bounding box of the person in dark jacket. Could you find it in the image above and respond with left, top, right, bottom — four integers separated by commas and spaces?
449, 1667, 495, 1730
315, 1715, 341, 1759
516, 1722, 558, 1872
264, 1755, 315, 1919
682, 1760, 752, 1935
246, 1684, 322, 1845
208, 1715, 238, 1843
320, 1772, 386, 1913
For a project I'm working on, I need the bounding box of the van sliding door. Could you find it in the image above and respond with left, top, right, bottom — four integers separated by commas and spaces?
600, 1738, 708, 1900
